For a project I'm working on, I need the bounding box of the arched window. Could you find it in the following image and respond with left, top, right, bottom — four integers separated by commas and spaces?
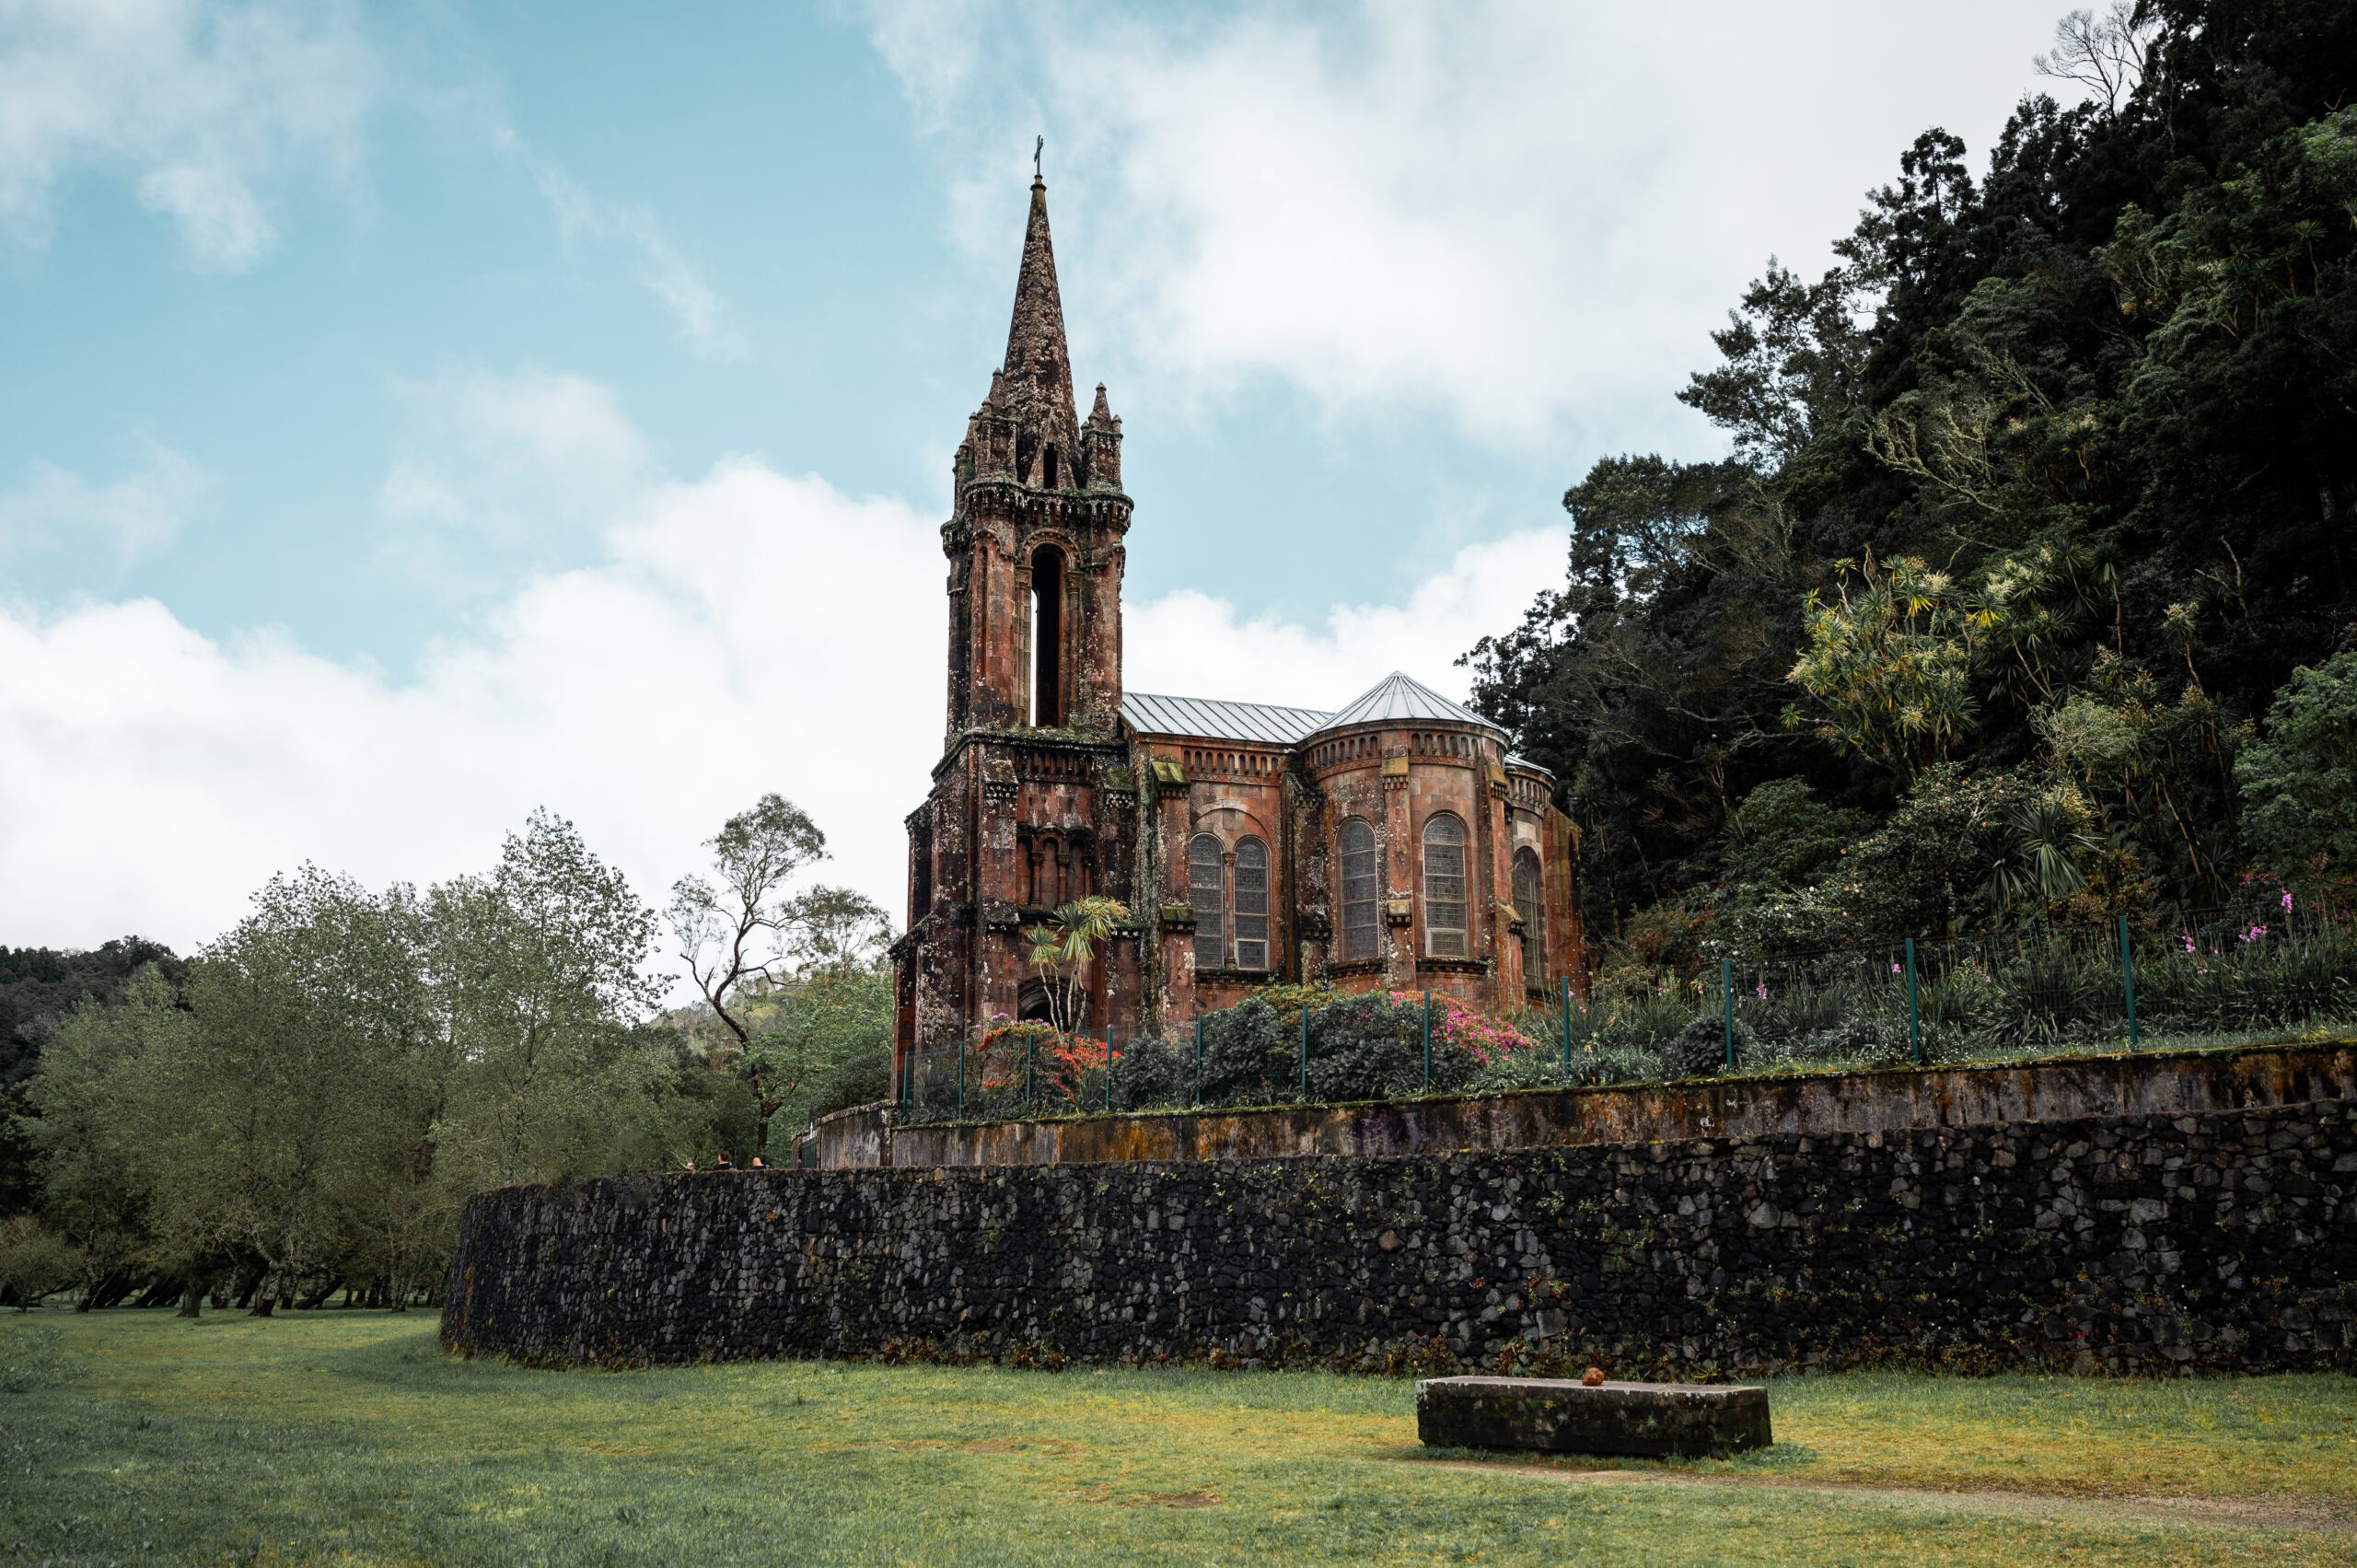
1028, 544, 1064, 726
1043, 445, 1060, 488
1513, 848, 1543, 982
1422, 814, 1468, 958
1234, 837, 1270, 971
1189, 833, 1225, 970
1338, 819, 1378, 962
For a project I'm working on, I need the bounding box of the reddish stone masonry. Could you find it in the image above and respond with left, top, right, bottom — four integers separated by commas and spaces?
890, 178, 1585, 1077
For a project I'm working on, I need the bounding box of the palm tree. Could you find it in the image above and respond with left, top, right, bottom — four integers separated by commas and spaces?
1983, 798, 2096, 923
1022, 897, 1129, 1037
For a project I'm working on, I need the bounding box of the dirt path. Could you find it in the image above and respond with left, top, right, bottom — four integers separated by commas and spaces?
1408, 1458, 2357, 1535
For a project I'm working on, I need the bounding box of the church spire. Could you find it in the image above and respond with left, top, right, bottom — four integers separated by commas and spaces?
999, 165, 1078, 442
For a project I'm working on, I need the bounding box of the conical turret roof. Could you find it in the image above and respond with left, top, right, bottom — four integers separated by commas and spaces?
1309, 671, 1506, 738
999, 177, 1078, 440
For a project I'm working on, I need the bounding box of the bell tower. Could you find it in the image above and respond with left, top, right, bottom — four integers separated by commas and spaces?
895, 166, 1145, 1080
943, 172, 1130, 740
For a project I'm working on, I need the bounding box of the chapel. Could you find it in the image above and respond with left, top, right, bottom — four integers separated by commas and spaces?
888, 173, 1585, 1074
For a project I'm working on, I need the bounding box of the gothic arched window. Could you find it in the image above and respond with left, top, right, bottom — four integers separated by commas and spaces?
1234, 836, 1270, 971
1422, 813, 1468, 958
1189, 833, 1225, 970
1028, 544, 1065, 726
1513, 847, 1543, 982
1338, 818, 1377, 962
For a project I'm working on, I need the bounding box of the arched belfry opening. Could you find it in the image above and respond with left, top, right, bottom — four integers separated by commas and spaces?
1029, 542, 1066, 726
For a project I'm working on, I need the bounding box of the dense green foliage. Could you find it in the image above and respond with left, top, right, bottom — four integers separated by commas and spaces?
6, 1314, 2355, 1565
0, 937, 185, 1214
2236, 650, 2357, 890
6, 814, 738, 1313
3, 805, 896, 1313
1469, 0, 2357, 986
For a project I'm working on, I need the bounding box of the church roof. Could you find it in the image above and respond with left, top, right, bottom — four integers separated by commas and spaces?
1121, 691, 1331, 745
1309, 671, 1509, 739
1124, 672, 1517, 746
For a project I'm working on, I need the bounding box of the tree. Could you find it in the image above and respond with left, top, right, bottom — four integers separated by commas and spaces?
25, 967, 187, 1308
2236, 652, 2357, 893
668, 795, 886, 1156
0, 1216, 76, 1309
144, 867, 433, 1315
2035, 2, 2158, 117
1, 936, 185, 1218
1022, 897, 1129, 1036
429, 809, 668, 1198
1785, 553, 1984, 782
731, 961, 894, 1136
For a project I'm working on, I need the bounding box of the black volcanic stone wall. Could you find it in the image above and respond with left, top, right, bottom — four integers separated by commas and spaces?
443, 1101, 2357, 1377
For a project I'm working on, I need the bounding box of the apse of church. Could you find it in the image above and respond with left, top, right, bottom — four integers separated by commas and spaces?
891, 172, 1585, 1072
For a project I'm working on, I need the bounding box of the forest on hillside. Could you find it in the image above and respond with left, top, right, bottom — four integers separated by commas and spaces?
1469, 0, 2357, 996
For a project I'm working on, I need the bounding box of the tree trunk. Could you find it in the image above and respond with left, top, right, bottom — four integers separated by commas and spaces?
294, 1276, 341, 1310
177, 1274, 207, 1318
85, 1272, 136, 1312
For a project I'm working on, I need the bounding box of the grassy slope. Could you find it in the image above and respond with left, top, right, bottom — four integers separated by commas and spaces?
3, 1313, 2353, 1566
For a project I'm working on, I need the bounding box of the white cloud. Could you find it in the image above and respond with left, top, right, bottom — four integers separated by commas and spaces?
497, 128, 748, 362
0, 374, 1553, 962
0, 439, 210, 566
0, 0, 377, 269
1126, 527, 1554, 714
374, 366, 651, 589
854, 0, 991, 130
862, 0, 2085, 450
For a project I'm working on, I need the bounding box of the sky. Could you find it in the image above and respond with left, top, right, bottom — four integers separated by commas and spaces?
0, 0, 2093, 960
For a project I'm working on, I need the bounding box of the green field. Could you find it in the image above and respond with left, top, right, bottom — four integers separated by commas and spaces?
5, 1313, 2354, 1565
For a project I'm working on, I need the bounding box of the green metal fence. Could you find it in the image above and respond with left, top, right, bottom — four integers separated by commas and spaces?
894, 901, 2357, 1126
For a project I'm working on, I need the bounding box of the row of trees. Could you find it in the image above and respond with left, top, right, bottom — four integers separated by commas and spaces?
1469, 0, 2357, 993
1, 797, 892, 1313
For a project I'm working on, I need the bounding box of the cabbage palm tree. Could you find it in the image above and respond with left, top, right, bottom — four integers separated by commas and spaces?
1982, 798, 2096, 923
1022, 897, 1129, 1037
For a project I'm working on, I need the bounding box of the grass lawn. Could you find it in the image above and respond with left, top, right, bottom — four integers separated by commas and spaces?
4, 1312, 2354, 1565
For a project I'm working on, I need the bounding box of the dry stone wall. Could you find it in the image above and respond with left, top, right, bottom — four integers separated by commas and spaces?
444, 1099, 2356, 1377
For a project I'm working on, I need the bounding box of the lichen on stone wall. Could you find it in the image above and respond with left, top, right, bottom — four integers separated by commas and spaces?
444, 1100, 2356, 1378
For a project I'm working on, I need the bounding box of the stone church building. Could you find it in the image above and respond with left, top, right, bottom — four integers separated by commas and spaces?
889, 175, 1585, 1073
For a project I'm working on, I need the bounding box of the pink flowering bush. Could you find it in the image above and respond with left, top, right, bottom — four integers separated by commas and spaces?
1385, 990, 1540, 1067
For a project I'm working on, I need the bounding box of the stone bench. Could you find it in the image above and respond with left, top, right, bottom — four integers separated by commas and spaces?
1416, 1376, 1772, 1458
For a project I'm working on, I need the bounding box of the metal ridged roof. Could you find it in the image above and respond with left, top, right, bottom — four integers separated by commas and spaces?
1310, 671, 1507, 739
1121, 691, 1333, 745
1123, 679, 1549, 780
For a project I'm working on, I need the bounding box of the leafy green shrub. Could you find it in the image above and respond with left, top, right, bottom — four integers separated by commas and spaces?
1297, 993, 1437, 1101
806, 1047, 889, 1121
0, 1217, 76, 1310
1246, 980, 1341, 1018
1107, 1033, 1190, 1111
2237, 651, 2357, 896
1197, 999, 1294, 1107
1666, 1012, 1755, 1078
